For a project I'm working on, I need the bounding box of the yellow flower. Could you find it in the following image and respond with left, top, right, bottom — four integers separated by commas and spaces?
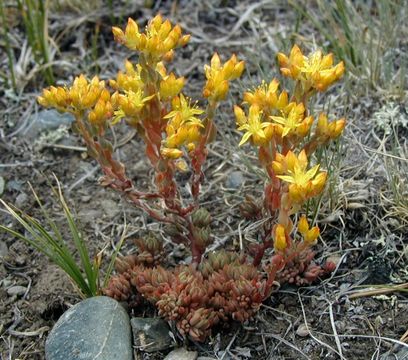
159, 73, 185, 100
316, 113, 346, 140
160, 147, 184, 159
274, 224, 287, 251
112, 15, 190, 62
38, 74, 106, 112
272, 150, 327, 204
112, 89, 154, 124
109, 60, 143, 92
162, 95, 205, 151
298, 215, 309, 235
236, 105, 270, 146
277, 45, 345, 92
38, 86, 70, 110
270, 102, 306, 137
88, 89, 113, 125
203, 53, 245, 101
164, 94, 204, 127
277, 45, 304, 79
69, 75, 106, 110
243, 79, 288, 113
298, 215, 320, 244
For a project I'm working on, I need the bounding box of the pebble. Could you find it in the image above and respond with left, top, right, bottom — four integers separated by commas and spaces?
24, 109, 74, 140
0, 176, 4, 195
45, 296, 132, 360
131, 317, 174, 352
296, 323, 310, 337
100, 199, 120, 218
6, 180, 23, 192
164, 348, 198, 360
0, 241, 9, 258
15, 254, 26, 266
7, 285, 27, 297
15, 192, 28, 208
225, 171, 245, 189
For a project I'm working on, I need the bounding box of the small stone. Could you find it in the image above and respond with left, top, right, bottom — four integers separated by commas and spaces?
24, 109, 74, 139
81, 195, 92, 203
0, 176, 5, 195
100, 199, 120, 218
0, 241, 9, 258
164, 348, 198, 360
6, 180, 23, 192
197, 357, 217, 360
131, 317, 174, 352
15, 192, 28, 208
296, 323, 310, 337
7, 285, 27, 297
15, 254, 26, 266
226, 171, 245, 189
45, 296, 132, 360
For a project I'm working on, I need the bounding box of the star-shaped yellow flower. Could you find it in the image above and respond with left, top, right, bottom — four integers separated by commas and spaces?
235, 105, 270, 146
277, 45, 345, 92
164, 94, 204, 128
272, 150, 327, 204
270, 102, 305, 137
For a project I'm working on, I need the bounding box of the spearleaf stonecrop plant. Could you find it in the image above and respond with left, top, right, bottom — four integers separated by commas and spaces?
35, 15, 346, 341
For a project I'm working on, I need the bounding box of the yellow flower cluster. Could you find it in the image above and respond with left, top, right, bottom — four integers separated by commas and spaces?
243, 79, 287, 114
277, 45, 345, 92
272, 150, 327, 204
112, 89, 154, 125
203, 53, 245, 101
112, 15, 190, 62
234, 96, 314, 146
161, 94, 204, 159
38, 75, 113, 125
109, 59, 185, 125
39, 15, 244, 167
109, 60, 143, 92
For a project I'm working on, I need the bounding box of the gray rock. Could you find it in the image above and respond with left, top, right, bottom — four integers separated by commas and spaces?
15, 192, 28, 208
197, 357, 217, 360
0, 176, 5, 195
131, 317, 174, 352
380, 345, 408, 360
45, 296, 132, 360
7, 285, 27, 297
24, 109, 74, 139
226, 171, 245, 189
6, 180, 23, 192
164, 348, 198, 360
0, 241, 8, 258
100, 199, 120, 219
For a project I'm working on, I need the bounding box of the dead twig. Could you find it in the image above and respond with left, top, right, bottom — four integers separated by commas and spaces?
347, 283, 408, 300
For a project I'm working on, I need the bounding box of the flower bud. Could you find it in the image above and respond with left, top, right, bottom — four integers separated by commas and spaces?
274, 224, 287, 251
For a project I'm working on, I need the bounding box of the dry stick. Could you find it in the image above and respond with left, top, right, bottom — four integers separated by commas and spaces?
219, 330, 238, 360
348, 283, 408, 300
43, 144, 87, 152
297, 292, 347, 360
260, 333, 310, 359
328, 301, 344, 359
400, 329, 408, 343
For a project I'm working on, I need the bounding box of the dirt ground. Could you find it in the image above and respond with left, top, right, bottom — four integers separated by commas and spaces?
1, 1, 407, 359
